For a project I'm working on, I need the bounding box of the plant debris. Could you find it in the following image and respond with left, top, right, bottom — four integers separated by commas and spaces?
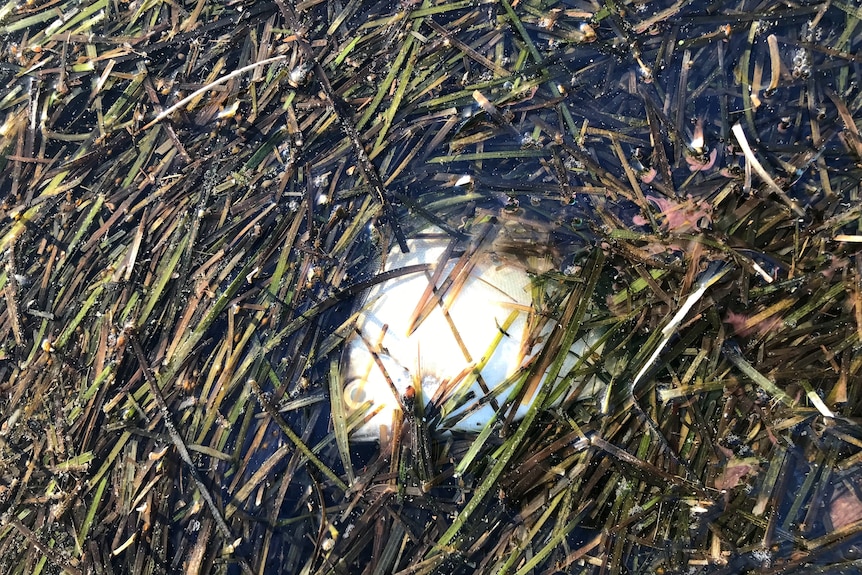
1, 0, 861, 574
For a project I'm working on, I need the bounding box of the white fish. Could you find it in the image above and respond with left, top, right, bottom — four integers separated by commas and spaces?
341, 226, 599, 441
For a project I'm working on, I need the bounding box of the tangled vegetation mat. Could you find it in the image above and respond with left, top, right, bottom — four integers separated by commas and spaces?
1, 0, 862, 573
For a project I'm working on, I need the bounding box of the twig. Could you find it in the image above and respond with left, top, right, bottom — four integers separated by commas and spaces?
137, 55, 287, 133
274, 0, 409, 253
7, 517, 82, 575
127, 331, 254, 575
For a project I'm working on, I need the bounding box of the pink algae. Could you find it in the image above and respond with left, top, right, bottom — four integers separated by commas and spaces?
632, 194, 713, 233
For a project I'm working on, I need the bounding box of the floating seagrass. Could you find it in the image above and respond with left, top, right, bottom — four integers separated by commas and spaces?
341, 225, 599, 441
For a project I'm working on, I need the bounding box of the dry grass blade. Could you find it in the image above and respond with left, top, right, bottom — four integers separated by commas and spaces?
731, 123, 807, 217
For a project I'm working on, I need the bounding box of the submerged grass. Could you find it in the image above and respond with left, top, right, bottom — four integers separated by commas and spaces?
0, 0, 861, 574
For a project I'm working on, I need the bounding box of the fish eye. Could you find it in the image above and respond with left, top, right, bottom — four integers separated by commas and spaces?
343, 378, 368, 409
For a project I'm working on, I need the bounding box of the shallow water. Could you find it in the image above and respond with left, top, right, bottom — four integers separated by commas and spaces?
2, 0, 861, 574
